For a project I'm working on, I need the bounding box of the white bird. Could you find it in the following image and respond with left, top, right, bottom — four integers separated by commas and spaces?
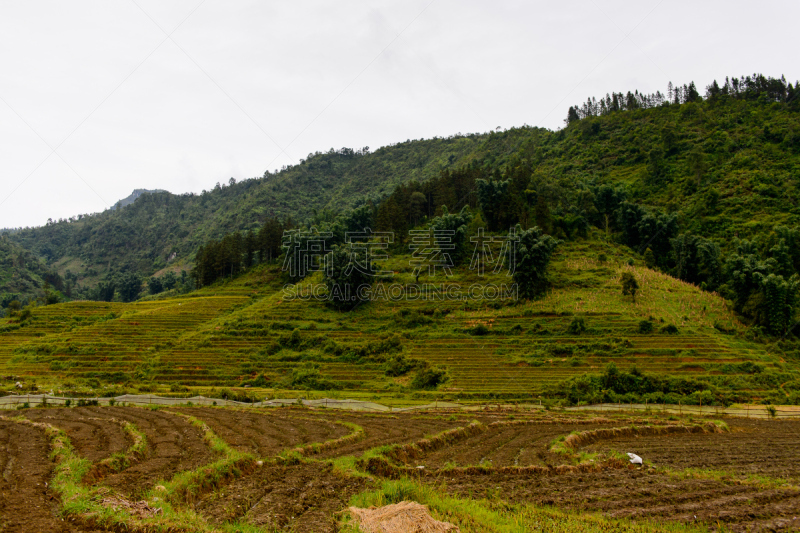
627, 453, 643, 465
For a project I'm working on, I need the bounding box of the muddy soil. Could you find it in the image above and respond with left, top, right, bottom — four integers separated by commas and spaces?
585, 418, 800, 481
20, 408, 132, 462
77, 407, 216, 498
405, 421, 613, 468
310, 412, 465, 458
437, 467, 800, 532
0, 419, 110, 533
4, 407, 800, 532
173, 407, 349, 456
194, 462, 367, 532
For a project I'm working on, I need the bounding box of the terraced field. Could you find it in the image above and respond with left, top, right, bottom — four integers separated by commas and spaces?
0, 241, 782, 401
1, 406, 799, 532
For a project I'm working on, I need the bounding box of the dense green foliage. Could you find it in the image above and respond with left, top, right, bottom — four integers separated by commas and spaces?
0, 235, 65, 311
513, 225, 560, 299
3, 73, 800, 336
193, 217, 290, 287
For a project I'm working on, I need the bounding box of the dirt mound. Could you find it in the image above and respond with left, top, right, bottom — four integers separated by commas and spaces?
349, 501, 459, 533
100, 495, 162, 519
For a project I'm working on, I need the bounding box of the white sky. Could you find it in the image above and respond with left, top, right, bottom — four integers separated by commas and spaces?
0, 0, 797, 229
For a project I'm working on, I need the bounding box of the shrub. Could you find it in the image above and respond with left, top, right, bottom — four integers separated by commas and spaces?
566, 317, 587, 334
466, 324, 490, 336
397, 310, 433, 328
638, 320, 654, 333
385, 355, 417, 377
661, 324, 679, 334
621, 272, 639, 302
243, 374, 271, 387
287, 363, 338, 390
411, 367, 449, 390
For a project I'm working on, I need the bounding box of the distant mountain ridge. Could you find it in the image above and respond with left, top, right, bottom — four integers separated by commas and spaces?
109, 189, 167, 211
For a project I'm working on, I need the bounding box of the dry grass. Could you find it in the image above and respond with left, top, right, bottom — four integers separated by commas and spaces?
100, 495, 162, 519
349, 501, 459, 533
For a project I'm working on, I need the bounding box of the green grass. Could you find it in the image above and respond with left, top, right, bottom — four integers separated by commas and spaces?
341, 478, 710, 533
157, 412, 257, 504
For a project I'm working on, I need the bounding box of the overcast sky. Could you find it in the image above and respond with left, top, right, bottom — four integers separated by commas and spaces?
0, 0, 797, 229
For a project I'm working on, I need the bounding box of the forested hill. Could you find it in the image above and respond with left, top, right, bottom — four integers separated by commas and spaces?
0, 236, 64, 310
4, 73, 800, 303
5, 136, 489, 296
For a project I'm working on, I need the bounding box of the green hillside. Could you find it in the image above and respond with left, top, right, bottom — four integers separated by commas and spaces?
2, 234, 797, 405
5, 74, 799, 305
1, 73, 799, 402
5, 137, 488, 294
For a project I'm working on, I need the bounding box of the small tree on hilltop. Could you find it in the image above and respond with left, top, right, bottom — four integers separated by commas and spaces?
621, 272, 639, 302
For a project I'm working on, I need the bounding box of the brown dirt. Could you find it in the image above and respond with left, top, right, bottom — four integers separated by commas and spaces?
19, 408, 132, 463
173, 407, 350, 456
414, 417, 800, 532
169, 410, 463, 531
0, 418, 110, 533
3, 407, 799, 532
75, 406, 216, 498
310, 412, 466, 458
390, 421, 616, 468
193, 461, 368, 532
584, 418, 800, 481
437, 468, 800, 532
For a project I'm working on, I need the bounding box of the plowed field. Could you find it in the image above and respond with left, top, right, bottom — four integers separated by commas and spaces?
0, 418, 110, 533
2, 407, 799, 532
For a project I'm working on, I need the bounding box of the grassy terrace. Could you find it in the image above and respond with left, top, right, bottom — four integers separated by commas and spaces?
0, 239, 780, 400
